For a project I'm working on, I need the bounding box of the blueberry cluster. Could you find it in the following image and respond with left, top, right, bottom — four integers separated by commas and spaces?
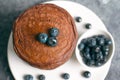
78, 35, 112, 67
36, 28, 59, 47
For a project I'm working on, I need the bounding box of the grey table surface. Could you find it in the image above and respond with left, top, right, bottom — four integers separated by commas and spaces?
0, 0, 120, 80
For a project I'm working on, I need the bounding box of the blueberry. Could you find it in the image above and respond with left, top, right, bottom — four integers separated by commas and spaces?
24, 75, 33, 80
98, 35, 105, 38
91, 59, 95, 65
96, 37, 105, 45
102, 46, 109, 52
85, 61, 91, 66
81, 39, 88, 44
83, 52, 91, 60
84, 47, 90, 53
89, 59, 95, 65
92, 46, 101, 53
39, 74, 45, 80
91, 53, 96, 60
102, 57, 107, 63
99, 52, 104, 60
47, 37, 57, 47
92, 35, 98, 39
95, 53, 100, 60
85, 59, 94, 66
95, 61, 102, 66
83, 71, 91, 78
80, 50, 84, 57
78, 43, 85, 51
105, 39, 112, 45
62, 73, 70, 79
37, 33, 48, 43
95, 46, 101, 53
75, 17, 82, 22
85, 23, 92, 29
95, 51, 103, 60
49, 28, 59, 37
103, 51, 109, 56
88, 38, 96, 47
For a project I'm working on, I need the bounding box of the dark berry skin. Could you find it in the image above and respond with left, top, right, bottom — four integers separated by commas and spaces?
98, 35, 105, 38
83, 52, 91, 60
39, 74, 45, 80
92, 35, 98, 39
85, 59, 94, 66
91, 46, 101, 54
37, 33, 48, 43
103, 51, 109, 56
49, 28, 59, 37
100, 38, 105, 45
62, 73, 70, 79
105, 39, 112, 45
94, 46, 101, 53
78, 43, 85, 51
47, 37, 57, 47
75, 17, 82, 22
102, 57, 107, 63
96, 37, 105, 45
85, 23, 92, 29
88, 38, 96, 47
102, 46, 109, 52
84, 47, 90, 53
24, 75, 33, 80
99, 53, 104, 60
95, 51, 103, 60
91, 53, 96, 60
95, 61, 102, 66
83, 71, 91, 78
81, 39, 88, 44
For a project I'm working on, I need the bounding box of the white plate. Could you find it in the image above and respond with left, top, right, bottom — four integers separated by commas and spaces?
7, 1, 114, 80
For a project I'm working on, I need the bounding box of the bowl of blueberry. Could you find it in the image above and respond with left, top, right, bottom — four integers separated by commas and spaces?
75, 29, 115, 68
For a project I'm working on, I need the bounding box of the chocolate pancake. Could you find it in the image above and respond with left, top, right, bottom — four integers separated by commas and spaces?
13, 4, 78, 70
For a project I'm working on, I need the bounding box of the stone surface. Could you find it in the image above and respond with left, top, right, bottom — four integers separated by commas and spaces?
0, 0, 120, 80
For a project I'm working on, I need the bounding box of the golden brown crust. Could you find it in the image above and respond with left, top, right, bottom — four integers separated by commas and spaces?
13, 4, 78, 70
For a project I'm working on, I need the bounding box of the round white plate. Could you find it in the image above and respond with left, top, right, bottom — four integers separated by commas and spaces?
7, 1, 114, 80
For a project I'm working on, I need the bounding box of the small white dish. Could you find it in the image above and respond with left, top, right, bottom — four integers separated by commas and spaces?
75, 29, 115, 69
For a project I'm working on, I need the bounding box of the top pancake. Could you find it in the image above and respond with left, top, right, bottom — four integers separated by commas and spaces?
13, 4, 78, 70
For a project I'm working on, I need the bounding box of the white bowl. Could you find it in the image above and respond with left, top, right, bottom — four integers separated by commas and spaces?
75, 29, 115, 68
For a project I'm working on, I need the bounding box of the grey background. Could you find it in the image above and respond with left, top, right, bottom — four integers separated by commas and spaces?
0, 0, 120, 80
